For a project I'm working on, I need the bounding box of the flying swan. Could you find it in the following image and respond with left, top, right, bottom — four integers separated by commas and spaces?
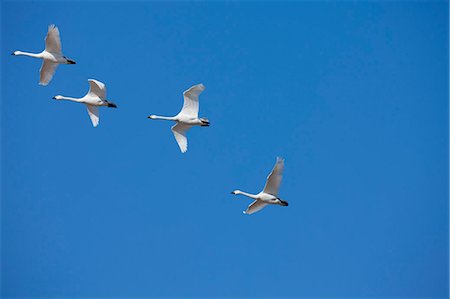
148, 83, 209, 153
232, 157, 288, 215
12, 24, 76, 86
53, 79, 117, 127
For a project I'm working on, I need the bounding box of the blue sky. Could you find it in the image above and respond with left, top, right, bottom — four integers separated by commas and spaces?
1, 1, 448, 298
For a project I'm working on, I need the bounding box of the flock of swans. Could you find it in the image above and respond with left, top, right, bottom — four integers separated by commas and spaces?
11, 24, 289, 215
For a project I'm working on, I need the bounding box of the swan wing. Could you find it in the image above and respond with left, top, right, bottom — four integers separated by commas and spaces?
263, 157, 285, 196
244, 200, 268, 215
178, 83, 205, 118
171, 123, 192, 153
39, 60, 58, 86
88, 79, 106, 99
86, 104, 100, 127
45, 24, 62, 54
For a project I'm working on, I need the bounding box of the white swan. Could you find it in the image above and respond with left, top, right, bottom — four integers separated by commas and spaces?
53, 79, 117, 127
12, 24, 76, 86
232, 157, 288, 215
148, 83, 209, 153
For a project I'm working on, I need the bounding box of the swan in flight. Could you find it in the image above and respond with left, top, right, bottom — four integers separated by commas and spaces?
148, 83, 209, 153
53, 79, 117, 127
12, 24, 76, 86
231, 157, 288, 215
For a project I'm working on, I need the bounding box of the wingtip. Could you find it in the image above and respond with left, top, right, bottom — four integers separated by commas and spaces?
178, 145, 188, 153
191, 83, 205, 91
180, 143, 188, 153
48, 24, 58, 32
91, 119, 99, 128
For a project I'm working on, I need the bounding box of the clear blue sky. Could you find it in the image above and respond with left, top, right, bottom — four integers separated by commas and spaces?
1, 1, 448, 298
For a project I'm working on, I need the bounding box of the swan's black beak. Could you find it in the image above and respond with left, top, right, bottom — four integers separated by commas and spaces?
11, 52, 14, 55
52, 96, 56, 99
107, 102, 117, 108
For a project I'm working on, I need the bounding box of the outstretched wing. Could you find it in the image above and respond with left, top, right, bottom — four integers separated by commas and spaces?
171, 123, 192, 153
244, 200, 268, 215
39, 60, 58, 86
263, 157, 285, 196
178, 83, 205, 118
86, 104, 99, 127
45, 24, 62, 54
88, 79, 106, 99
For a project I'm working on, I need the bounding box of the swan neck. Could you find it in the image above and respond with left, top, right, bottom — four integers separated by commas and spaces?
236, 190, 258, 199
59, 96, 83, 103
151, 115, 176, 121
14, 51, 41, 58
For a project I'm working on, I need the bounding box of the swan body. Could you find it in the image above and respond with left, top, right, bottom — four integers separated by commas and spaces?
12, 24, 76, 86
53, 79, 117, 127
231, 157, 288, 215
148, 83, 209, 153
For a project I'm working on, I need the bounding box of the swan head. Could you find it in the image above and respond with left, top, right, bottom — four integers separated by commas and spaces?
11, 51, 20, 56
52, 95, 64, 100
231, 190, 240, 195
148, 115, 157, 119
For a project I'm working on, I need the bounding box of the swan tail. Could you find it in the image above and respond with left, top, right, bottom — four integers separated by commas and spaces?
279, 199, 289, 206
200, 117, 210, 127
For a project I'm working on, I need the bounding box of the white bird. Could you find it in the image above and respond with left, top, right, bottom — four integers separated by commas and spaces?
231, 157, 288, 215
53, 79, 117, 127
12, 24, 76, 86
148, 83, 209, 153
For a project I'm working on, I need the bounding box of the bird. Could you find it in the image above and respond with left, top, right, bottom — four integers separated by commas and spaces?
52, 79, 117, 127
231, 157, 288, 215
11, 24, 76, 86
147, 83, 209, 153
